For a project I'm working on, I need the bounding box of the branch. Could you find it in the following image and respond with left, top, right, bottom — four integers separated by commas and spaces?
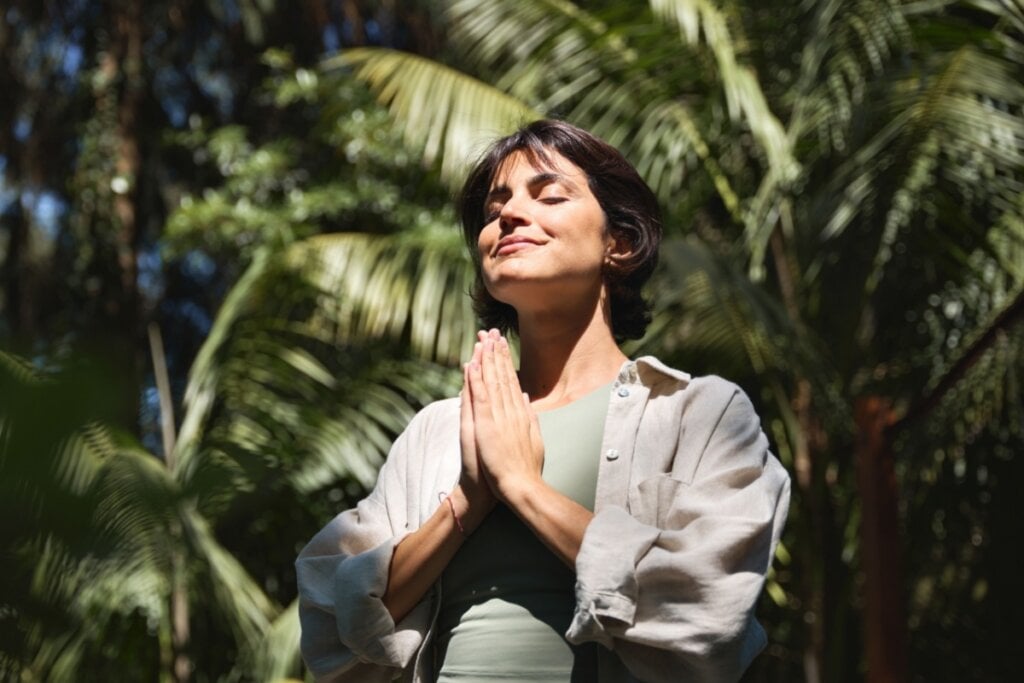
890, 286, 1024, 433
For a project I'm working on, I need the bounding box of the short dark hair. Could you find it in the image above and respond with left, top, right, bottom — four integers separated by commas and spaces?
458, 119, 662, 341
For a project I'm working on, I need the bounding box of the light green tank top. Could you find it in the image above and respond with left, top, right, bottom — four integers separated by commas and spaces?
435, 382, 613, 682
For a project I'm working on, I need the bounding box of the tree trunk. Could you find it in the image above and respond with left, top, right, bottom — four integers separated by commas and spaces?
770, 218, 830, 682
855, 397, 908, 683
1, 200, 34, 342
78, 0, 146, 431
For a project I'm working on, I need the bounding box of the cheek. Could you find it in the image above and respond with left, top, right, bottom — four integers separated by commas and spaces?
476, 227, 498, 282
477, 224, 497, 255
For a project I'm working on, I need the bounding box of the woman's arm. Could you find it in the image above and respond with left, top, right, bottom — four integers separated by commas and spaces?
296, 353, 495, 680
381, 482, 490, 621
295, 446, 425, 680
568, 380, 791, 683
382, 342, 496, 622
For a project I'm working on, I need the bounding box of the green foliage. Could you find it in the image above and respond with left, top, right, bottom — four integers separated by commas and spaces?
164, 50, 457, 276
4, 0, 1024, 680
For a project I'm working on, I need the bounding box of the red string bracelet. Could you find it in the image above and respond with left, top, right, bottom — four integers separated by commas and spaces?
439, 492, 466, 536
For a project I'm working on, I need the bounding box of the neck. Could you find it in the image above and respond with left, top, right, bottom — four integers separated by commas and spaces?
515, 296, 627, 408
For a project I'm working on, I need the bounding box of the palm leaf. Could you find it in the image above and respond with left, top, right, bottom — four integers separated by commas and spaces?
648, 0, 798, 182
175, 229, 471, 512
807, 42, 1024, 298
323, 48, 542, 184
444, 0, 744, 219
243, 599, 301, 683
646, 236, 847, 423
185, 508, 276, 656
300, 229, 476, 363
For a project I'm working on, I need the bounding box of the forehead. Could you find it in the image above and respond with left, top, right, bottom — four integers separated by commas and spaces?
489, 148, 586, 188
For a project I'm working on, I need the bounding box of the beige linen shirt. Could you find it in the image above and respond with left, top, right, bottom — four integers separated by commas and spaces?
296, 357, 791, 683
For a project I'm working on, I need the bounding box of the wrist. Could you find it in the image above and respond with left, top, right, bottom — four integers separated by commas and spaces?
450, 484, 493, 534
496, 473, 544, 511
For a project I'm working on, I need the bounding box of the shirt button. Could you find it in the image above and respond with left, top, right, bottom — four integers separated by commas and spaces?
605, 449, 620, 461
617, 387, 630, 398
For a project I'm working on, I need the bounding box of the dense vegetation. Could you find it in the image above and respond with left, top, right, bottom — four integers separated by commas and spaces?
2, 1, 1021, 681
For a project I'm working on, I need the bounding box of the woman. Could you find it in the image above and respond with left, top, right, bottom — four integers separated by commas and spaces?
296, 120, 790, 682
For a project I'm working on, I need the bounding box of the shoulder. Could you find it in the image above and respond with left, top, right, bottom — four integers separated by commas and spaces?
372, 396, 461, 505
634, 356, 753, 419
409, 395, 461, 426
636, 360, 780, 484
395, 396, 461, 447
687, 375, 755, 422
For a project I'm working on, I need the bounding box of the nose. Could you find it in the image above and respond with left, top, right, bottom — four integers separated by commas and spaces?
498, 193, 530, 233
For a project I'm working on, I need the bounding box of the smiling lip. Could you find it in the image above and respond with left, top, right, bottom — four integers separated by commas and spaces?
495, 236, 543, 256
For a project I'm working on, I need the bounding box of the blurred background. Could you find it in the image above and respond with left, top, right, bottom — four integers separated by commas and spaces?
1, 1, 1022, 681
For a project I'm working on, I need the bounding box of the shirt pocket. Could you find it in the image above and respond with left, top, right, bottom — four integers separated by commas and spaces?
627, 473, 689, 528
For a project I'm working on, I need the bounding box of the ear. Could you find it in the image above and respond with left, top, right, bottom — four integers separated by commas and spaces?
604, 230, 635, 269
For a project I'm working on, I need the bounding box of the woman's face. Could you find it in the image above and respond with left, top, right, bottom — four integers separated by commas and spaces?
477, 149, 612, 309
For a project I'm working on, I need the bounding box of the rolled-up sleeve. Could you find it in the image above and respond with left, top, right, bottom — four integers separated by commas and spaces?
568, 382, 791, 683
295, 428, 432, 682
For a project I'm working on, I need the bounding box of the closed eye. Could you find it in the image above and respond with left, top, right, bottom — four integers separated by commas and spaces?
483, 203, 503, 222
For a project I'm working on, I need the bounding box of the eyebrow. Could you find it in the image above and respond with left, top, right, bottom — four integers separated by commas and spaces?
485, 172, 577, 203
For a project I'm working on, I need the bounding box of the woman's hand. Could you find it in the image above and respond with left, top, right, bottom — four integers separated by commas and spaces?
466, 329, 545, 502
455, 333, 497, 531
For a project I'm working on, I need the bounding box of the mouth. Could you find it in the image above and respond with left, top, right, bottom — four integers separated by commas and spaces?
495, 236, 543, 256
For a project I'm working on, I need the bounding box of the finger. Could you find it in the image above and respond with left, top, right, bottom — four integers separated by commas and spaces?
471, 339, 483, 366
493, 336, 521, 417
467, 358, 489, 412
461, 364, 474, 426
496, 336, 520, 391
480, 336, 506, 413
486, 328, 509, 401
470, 332, 486, 376
460, 368, 477, 463
464, 342, 482, 406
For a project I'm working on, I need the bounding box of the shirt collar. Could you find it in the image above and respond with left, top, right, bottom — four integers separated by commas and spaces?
617, 356, 691, 387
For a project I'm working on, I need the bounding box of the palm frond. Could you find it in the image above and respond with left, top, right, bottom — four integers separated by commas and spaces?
647, 236, 847, 421
175, 229, 470, 511
292, 359, 460, 493
786, 0, 909, 152
648, 0, 797, 182
446, 0, 642, 107
323, 48, 542, 184
443, 0, 742, 220
740, 0, 909, 278
301, 229, 477, 363
176, 248, 274, 481
808, 41, 1024, 296
244, 599, 301, 683
185, 508, 276, 655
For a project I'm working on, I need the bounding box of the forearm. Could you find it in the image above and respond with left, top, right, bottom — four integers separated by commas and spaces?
382, 485, 489, 622
502, 477, 594, 569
